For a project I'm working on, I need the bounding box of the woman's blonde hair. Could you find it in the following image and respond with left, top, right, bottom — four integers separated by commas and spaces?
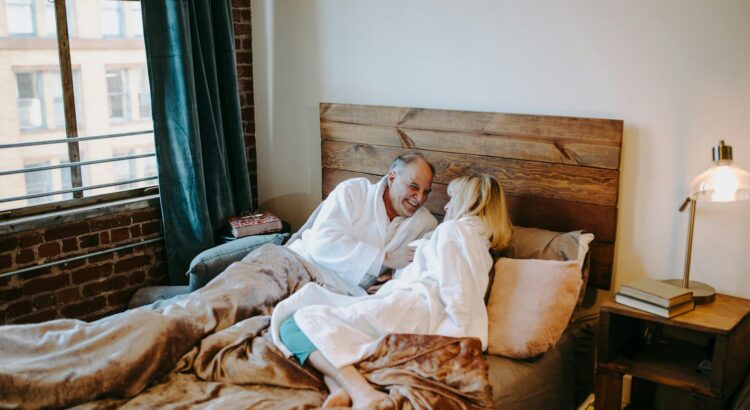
445, 173, 512, 251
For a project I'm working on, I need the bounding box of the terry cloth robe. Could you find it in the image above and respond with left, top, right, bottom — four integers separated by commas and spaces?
287, 177, 437, 295
271, 216, 493, 369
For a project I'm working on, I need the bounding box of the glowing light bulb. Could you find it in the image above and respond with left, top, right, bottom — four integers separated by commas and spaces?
710, 165, 739, 202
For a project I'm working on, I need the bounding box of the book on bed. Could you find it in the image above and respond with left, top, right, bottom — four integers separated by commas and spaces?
228, 211, 283, 238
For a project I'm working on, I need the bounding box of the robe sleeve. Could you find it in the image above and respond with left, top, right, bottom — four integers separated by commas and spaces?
301, 181, 384, 286
432, 226, 491, 349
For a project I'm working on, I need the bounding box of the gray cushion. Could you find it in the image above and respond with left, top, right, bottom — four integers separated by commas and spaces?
187, 232, 289, 291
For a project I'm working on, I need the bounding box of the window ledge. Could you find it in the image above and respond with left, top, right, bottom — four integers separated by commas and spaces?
0, 194, 160, 235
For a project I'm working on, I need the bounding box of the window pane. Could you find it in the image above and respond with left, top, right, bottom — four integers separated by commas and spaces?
130, 3, 142, 37
24, 162, 54, 205
6, 0, 35, 36
100, 0, 123, 38
16, 72, 45, 129
43, 1, 57, 38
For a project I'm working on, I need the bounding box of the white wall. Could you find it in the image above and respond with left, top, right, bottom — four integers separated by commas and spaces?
252, 0, 750, 299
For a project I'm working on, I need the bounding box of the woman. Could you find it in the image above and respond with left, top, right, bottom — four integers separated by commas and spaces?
270, 174, 512, 408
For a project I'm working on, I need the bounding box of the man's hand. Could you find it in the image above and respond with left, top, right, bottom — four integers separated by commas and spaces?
382, 246, 416, 270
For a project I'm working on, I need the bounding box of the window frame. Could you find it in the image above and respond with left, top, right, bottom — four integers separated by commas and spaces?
0, 0, 158, 223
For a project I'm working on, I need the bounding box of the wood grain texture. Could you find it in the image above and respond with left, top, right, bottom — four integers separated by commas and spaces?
321, 140, 619, 206
320, 103, 623, 169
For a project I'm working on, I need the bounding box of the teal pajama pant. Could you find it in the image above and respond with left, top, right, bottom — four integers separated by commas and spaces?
279, 315, 317, 365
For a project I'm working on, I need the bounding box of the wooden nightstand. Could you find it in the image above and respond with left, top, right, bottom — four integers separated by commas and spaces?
595, 294, 750, 409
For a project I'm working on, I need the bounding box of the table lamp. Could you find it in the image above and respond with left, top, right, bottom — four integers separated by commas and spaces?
665, 140, 750, 304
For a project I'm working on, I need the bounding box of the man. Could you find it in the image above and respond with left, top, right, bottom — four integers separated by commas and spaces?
287, 152, 438, 295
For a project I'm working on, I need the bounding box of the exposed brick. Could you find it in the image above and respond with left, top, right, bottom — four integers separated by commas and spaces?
38, 242, 61, 258
131, 208, 161, 223
33, 293, 57, 310
6, 300, 32, 317
107, 288, 135, 307
18, 233, 44, 247
240, 9, 250, 22
23, 273, 69, 296
0, 287, 22, 303
141, 221, 162, 236
57, 287, 81, 305
45, 221, 90, 241
61, 296, 106, 318
72, 263, 113, 285
110, 227, 130, 243
129, 225, 142, 238
114, 255, 151, 274
100, 231, 111, 245
19, 266, 52, 280
128, 270, 146, 286
63, 259, 86, 270
0, 237, 18, 252
12, 309, 57, 324
15, 248, 35, 264
82, 275, 128, 298
0, 253, 11, 269
0, 275, 11, 287
62, 238, 78, 253
89, 215, 131, 231
79, 233, 100, 249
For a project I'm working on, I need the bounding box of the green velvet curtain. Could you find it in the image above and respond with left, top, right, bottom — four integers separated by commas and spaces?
142, 0, 253, 284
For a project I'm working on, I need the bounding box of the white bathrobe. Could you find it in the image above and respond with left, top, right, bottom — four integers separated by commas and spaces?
271, 216, 493, 369
287, 177, 437, 295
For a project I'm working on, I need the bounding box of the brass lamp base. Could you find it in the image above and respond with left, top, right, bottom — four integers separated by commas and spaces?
663, 279, 716, 305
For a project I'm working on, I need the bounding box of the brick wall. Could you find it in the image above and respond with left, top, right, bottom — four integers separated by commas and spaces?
0, 206, 166, 324
232, 0, 258, 210
0, 3, 256, 325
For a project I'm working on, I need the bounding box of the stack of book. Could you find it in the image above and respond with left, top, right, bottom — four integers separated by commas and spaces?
228, 211, 283, 238
615, 278, 695, 318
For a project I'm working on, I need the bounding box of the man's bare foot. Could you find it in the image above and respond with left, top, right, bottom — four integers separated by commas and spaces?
352, 389, 391, 409
322, 376, 352, 408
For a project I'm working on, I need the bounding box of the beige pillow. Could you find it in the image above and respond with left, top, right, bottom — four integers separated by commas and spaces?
487, 258, 583, 359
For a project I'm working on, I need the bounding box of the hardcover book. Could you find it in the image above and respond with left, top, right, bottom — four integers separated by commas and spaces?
228, 211, 283, 238
615, 293, 695, 318
618, 278, 693, 308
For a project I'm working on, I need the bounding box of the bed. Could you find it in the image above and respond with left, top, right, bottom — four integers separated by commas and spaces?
0, 103, 622, 410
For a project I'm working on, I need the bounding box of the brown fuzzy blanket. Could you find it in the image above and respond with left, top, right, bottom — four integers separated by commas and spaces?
0, 245, 492, 410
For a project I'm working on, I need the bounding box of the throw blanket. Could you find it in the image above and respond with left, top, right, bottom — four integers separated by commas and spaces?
0, 245, 493, 409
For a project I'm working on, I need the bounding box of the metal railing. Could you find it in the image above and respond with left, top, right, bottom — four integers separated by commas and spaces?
0, 130, 157, 205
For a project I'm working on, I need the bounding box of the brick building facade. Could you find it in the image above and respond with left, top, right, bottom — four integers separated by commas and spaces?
0, 1, 256, 325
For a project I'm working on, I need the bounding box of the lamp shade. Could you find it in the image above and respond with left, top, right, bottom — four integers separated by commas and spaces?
689, 141, 750, 202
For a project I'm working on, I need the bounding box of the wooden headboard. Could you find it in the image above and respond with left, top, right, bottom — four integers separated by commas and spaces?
320, 103, 622, 290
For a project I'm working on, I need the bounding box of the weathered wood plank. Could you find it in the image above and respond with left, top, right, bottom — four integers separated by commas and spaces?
588, 242, 614, 290
320, 103, 622, 169
322, 169, 617, 242
321, 140, 619, 206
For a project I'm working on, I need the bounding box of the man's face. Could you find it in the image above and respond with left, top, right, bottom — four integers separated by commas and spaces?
386, 160, 433, 217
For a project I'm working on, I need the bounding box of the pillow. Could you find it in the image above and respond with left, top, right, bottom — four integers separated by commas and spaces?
487, 258, 583, 358
187, 232, 289, 291
489, 226, 594, 305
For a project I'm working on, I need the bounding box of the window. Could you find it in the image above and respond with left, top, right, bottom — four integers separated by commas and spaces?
138, 67, 151, 120
6, 0, 35, 36
24, 162, 53, 205
16, 72, 45, 130
100, 0, 124, 38
113, 150, 137, 190
0, 1, 157, 217
130, 2, 143, 38
106, 68, 131, 122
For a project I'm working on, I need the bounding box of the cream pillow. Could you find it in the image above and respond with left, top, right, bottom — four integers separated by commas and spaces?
487, 258, 583, 359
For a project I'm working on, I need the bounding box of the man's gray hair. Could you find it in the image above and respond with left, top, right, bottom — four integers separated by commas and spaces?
389, 152, 436, 175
